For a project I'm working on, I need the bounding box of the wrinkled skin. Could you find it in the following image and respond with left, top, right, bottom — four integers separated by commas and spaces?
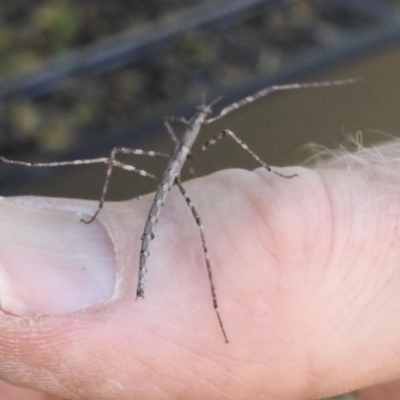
0, 141, 399, 399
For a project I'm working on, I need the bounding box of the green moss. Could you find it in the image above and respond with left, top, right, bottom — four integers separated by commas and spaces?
33, 1, 80, 45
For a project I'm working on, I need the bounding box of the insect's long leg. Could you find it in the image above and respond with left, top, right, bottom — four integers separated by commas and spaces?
0, 147, 169, 171
164, 117, 189, 144
0, 156, 112, 168
0, 147, 170, 223
206, 78, 359, 124
175, 177, 228, 343
164, 116, 190, 127
201, 129, 296, 178
82, 147, 170, 223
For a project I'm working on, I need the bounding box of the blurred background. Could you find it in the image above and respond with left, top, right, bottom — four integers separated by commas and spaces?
0, 0, 400, 207
2, 1, 400, 398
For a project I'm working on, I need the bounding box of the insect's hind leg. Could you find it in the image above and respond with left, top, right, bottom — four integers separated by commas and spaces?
175, 177, 229, 343
201, 129, 297, 179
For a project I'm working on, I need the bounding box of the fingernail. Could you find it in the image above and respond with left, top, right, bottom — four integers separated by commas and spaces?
0, 199, 116, 316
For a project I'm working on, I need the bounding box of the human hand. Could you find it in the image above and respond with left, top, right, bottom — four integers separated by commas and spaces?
0, 140, 399, 399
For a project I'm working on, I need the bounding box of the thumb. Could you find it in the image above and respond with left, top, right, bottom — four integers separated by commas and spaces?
1, 141, 400, 400
0, 196, 132, 399
0, 187, 240, 400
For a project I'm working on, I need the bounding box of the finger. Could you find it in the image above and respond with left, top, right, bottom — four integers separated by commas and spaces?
357, 379, 400, 399
0, 379, 59, 400
0, 140, 399, 399
0, 170, 334, 399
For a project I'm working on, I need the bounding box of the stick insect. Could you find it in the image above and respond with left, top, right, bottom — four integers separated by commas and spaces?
0, 78, 357, 343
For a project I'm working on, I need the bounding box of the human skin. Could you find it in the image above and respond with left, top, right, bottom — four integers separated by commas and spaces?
0, 141, 399, 399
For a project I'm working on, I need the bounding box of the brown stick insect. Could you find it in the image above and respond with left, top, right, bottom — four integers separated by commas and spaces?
0, 78, 357, 342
